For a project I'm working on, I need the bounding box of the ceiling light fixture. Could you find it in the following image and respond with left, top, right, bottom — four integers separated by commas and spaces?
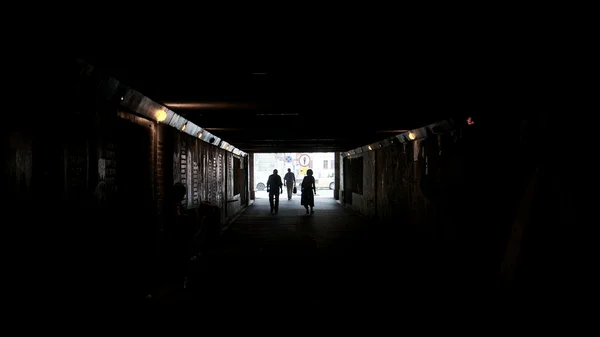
155, 109, 167, 122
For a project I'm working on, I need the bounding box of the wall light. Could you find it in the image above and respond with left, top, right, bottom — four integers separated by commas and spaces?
117, 86, 247, 157
155, 109, 167, 122
114, 84, 129, 104
368, 145, 372, 150
406, 128, 428, 141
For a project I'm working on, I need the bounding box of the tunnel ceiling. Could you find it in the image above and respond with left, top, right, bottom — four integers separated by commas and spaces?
78, 44, 525, 153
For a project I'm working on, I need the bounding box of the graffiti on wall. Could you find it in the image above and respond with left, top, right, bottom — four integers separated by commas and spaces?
180, 147, 187, 205
192, 159, 199, 207
95, 142, 117, 203
217, 153, 223, 206
66, 143, 87, 193
207, 152, 216, 203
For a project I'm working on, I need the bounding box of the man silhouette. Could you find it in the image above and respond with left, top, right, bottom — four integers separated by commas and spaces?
266, 169, 283, 214
283, 168, 296, 200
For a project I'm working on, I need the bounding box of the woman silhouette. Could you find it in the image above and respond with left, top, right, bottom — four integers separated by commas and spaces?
300, 169, 316, 214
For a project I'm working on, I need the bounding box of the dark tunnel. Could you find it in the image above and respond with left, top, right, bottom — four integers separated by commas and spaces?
1, 47, 577, 314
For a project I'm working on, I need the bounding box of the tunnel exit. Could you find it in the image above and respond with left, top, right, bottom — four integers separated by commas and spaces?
253, 152, 335, 199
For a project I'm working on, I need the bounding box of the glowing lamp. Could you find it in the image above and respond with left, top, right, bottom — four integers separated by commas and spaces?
155, 109, 167, 122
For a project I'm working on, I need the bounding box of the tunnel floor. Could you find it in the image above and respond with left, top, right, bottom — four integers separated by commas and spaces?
147, 195, 501, 308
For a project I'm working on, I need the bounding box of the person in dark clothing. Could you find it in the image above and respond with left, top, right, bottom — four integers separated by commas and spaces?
266, 169, 283, 214
284, 168, 296, 200
300, 169, 316, 214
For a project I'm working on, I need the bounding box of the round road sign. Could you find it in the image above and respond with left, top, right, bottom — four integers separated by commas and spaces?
298, 154, 311, 167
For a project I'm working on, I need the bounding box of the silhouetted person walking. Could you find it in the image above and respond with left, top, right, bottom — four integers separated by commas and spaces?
300, 169, 316, 214
284, 168, 296, 200
267, 169, 283, 214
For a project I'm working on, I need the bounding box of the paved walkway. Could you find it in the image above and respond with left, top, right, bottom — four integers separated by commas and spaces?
150, 194, 458, 308
218, 193, 384, 256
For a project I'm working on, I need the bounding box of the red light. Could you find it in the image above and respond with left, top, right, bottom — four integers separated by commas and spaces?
467, 116, 475, 125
